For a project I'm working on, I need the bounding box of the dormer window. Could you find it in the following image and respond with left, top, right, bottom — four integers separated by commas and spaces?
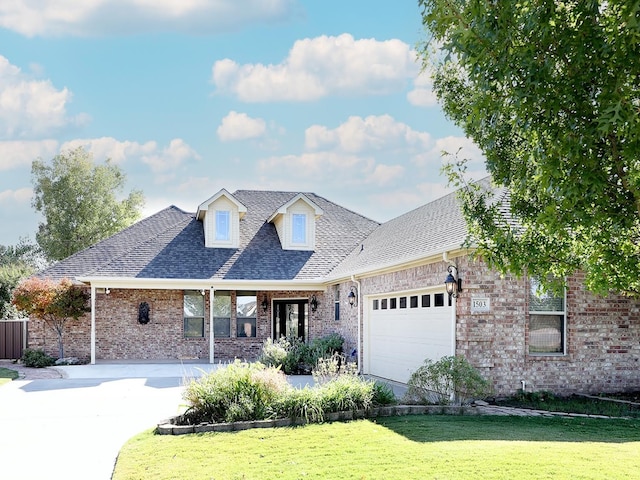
268, 193, 323, 251
197, 189, 246, 249
215, 211, 231, 241
292, 214, 307, 244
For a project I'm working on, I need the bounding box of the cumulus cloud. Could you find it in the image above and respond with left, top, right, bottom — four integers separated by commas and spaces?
0, 56, 85, 139
212, 34, 419, 102
60, 137, 201, 173
0, 187, 32, 204
407, 72, 439, 107
217, 111, 267, 142
414, 135, 485, 171
0, 139, 59, 171
305, 114, 430, 154
0, 0, 297, 37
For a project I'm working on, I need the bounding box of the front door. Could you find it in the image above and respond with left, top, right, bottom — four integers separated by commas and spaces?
273, 300, 308, 342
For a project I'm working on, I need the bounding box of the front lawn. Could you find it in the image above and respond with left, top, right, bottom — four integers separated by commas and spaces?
113, 415, 640, 480
0, 367, 19, 386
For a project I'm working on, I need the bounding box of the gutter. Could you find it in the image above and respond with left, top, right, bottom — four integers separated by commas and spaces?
351, 274, 362, 374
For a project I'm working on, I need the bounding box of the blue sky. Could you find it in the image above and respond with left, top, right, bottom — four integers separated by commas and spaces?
0, 0, 486, 247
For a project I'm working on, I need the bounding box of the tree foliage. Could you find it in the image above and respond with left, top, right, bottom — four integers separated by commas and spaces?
12, 277, 90, 359
0, 239, 44, 319
420, 0, 640, 296
32, 147, 145, 261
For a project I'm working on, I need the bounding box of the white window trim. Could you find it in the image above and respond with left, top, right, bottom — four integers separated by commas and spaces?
528, 279, 567, 356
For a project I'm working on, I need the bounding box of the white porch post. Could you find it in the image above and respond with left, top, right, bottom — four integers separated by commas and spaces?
450, 295, 457, 356
209, 287, 215, 364
90, 284, 96, 364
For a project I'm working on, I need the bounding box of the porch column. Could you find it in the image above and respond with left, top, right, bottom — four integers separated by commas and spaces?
209, 287, 215, 364
90, 285, 96, 364
450, 295, 457, 356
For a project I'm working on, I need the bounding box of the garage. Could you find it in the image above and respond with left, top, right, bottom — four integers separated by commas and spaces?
364, 289, 454, 384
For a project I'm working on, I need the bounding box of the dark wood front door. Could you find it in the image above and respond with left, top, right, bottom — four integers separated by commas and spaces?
273, 300, 308, 342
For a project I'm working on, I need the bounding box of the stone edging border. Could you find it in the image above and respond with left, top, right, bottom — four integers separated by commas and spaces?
157, 404, 482, 436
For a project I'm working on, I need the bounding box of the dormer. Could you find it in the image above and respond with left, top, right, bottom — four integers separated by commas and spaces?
268, 194, 323, 251
197, 189, 247, 248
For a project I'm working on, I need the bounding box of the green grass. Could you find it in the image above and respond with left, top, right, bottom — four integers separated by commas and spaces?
112, 415, 640, 480
0, 367, 19, 386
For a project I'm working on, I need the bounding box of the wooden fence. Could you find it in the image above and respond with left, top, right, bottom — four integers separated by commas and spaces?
0, 320, 27, 360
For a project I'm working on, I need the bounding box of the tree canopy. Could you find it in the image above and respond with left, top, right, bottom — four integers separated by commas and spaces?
12, 277, 90, 359
0, 239, 44, 319
419, 0, 640, 296
32, 147, 145, 261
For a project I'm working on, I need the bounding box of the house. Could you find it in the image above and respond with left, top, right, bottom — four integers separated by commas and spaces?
31, 180, 640, 396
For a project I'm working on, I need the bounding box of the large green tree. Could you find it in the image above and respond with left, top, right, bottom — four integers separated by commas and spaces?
32, 147, 145, 261
420, 0, 640, 296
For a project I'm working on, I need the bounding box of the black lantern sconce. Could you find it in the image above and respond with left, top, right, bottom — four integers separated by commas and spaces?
310, 295, 318, 312
138, 301, 150, 325
347, 286, 357, 308
444, 265, 462, 298
261, 297, 268, 312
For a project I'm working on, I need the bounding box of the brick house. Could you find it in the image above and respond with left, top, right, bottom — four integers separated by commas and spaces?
31, 181, 640, 396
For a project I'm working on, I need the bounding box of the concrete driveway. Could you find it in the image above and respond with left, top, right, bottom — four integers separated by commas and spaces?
0, 362, 236, 480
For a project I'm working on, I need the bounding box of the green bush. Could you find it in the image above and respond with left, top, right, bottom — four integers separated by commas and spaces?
404, 355, 492, 406
181, 361, 291, 424
371, 381, 397, 406
180, 361, 382, 425
258, 334, 345, 375
21, 348, 56, 368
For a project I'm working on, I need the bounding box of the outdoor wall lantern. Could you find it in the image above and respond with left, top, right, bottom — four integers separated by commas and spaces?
445, 265, 462, 298
200, 289, 206, 296
138, 301, 150, 325
310, 295, 318, 312
348, 287, 357, 308
261, 297, 268, 312
105, 287, 111, 295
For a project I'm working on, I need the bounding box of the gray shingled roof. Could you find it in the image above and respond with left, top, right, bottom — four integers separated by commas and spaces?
327, 177, 504, 278
38, 191, 380, 282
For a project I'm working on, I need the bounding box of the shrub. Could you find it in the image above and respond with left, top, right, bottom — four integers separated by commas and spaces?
312, 352, 357, 385
258, 333, 345, 375
404, 355, 492, 406
371, 381, 397, 406
181, 361, 292, 424
21, 348, 56, 368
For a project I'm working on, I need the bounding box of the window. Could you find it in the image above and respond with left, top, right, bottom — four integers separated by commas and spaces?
184, 291, 204, 338
372, 299, 379, 310
399, 297, 407, 309
334, 284, 340, 320
213, 293, 231, 338
390, 298, 397, 309
421, 294, 430, 307
434, 293, 445, 307
215, 210, 230, 241
381, 299, 388, 309
237, 294, 257, 337
410, 296, 418, 308
529, 278, 565, 354
292, 214, 306, 243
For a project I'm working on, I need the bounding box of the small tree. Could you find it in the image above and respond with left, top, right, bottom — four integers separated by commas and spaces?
12, 277, 90, 359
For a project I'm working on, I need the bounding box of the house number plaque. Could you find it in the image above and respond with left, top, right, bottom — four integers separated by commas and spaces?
471, 297, 491, 313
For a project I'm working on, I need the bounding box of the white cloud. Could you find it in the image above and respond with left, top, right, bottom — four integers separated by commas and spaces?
407, 71, 439, 107
0, 0, 297, 37
60, 137, 201, 173
141, 138, 201, 173
0, 139, 59, 171
305, 115, 430, 154
217, 111, 267, 142
0, 56, 85, 139
61, 137, 156, 164
212, 34, 419, 102
0, 187, 32, 204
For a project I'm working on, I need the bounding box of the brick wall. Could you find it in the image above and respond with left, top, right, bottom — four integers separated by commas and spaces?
354, 255, 640, 396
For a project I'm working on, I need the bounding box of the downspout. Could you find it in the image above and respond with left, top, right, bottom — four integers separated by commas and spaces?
209, 287, 215, 364
90, 284, 96, 364
351, 275, 362, 374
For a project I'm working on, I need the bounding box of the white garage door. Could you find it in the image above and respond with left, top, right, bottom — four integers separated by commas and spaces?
365, 290, 453, 384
